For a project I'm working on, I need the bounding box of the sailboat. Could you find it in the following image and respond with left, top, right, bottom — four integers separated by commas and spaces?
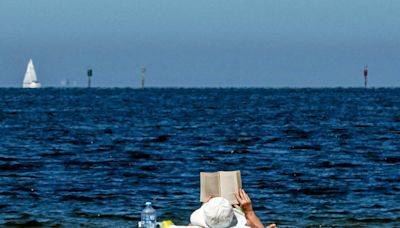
22, 59, 41, 88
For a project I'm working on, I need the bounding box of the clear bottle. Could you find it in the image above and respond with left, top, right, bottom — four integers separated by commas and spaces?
141, 202, 157, 228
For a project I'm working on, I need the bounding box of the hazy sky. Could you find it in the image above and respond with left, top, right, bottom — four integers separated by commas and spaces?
1, 0, 400, 87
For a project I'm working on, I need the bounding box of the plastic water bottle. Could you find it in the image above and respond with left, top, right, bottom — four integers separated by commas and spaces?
141, 202, 157, 228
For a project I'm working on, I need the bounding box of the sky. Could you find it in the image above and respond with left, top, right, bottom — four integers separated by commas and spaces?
1, 0, 400, 88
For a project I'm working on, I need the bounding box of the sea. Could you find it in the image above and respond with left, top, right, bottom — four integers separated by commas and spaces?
0, 88, 399, 227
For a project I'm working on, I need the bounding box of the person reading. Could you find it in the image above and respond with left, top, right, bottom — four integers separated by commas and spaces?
188, 171, 276, 228
190, 189, 276, 228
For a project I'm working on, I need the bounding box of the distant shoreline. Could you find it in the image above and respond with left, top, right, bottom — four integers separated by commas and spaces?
0, 86, 400, 89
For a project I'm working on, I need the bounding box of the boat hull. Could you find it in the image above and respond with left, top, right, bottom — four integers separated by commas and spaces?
23, 82, 41, 88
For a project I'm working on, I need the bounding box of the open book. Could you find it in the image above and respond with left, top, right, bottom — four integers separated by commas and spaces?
200, 170, 242, 204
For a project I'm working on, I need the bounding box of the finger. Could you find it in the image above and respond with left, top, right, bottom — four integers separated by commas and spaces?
233, 204, 241, 209
234, 192, 243, 204
239, 188, 245, 199
234, 192, 241, 203
242, 189, 250, 201
240, 189, 246, 199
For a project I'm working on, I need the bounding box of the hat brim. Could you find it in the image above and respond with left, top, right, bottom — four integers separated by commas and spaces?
190, 206, 247, 228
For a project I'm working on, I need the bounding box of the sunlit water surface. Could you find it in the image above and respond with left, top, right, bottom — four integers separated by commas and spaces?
0, 88, 399, 227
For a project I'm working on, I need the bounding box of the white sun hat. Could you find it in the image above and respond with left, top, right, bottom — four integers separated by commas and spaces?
190, 197, 248, 228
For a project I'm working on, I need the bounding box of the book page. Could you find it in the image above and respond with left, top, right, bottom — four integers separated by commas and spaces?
219, 171, 241, 204
200, 172, 220, 202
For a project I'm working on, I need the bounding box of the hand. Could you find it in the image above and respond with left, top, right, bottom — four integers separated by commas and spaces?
202, 195, 213, 205
234, 189, 253, 214
235, 189, 276, 228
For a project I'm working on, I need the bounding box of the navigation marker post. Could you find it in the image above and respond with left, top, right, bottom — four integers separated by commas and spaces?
87, 68, 93, 88
363, 65, 368, 88
141, 65, 146, 89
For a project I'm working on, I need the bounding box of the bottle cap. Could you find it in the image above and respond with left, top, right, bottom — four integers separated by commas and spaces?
145, 202, 151, 206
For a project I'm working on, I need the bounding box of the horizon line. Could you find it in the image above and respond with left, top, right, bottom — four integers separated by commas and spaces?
0, 86, 399, 89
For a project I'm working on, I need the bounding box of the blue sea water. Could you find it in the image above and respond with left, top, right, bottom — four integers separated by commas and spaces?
0, 88, 399, 227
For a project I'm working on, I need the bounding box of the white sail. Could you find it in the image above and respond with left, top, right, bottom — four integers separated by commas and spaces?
23, 59, 41, 88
